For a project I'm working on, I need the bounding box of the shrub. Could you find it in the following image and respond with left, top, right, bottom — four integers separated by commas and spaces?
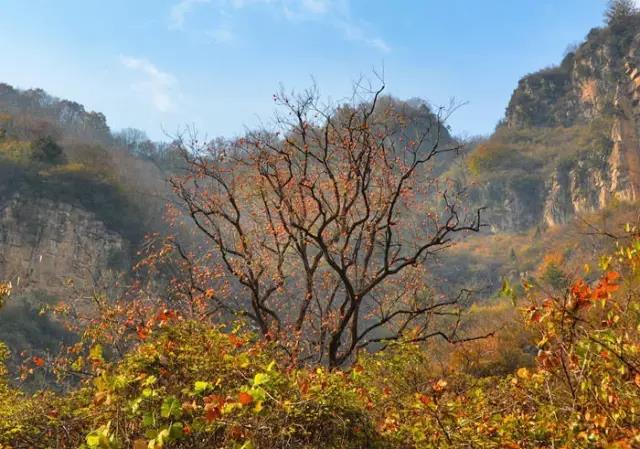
2, 231, 640, 448
30, 136, 65, 164
1, 321, 386, 449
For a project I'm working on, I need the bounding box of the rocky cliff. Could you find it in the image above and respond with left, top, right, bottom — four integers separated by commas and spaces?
471, 13, 640, 232
0, 195, 127, 297
0, 84, 160, 298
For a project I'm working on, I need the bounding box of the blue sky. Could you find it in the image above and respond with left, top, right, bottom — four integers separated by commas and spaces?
0, 0, 615, 140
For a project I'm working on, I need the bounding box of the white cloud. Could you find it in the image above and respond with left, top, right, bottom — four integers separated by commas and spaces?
302, 0, 331, 14
229, 0, 273, 7
274, 0, 341, 20
220, 0, 390, 52
336, 18, 390, 53
169, 0, 389, 51
287, 0, 332, 16
120, 56, 178, 113
170, 0, 211, 29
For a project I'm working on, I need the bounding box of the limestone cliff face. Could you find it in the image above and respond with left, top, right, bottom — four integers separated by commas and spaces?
475, 17, 640, 232
541, 83, 640, 228
0, 195, 127, 297
541, 161, 609, 227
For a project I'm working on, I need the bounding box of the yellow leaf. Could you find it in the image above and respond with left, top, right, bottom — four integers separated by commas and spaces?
433, 379, 447, 392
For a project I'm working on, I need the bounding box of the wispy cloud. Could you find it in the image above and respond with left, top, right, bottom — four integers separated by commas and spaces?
336, 18, 390, 53
169, 0, 389, 52
120, 56, 178, 112
280, 0, 333, 17
283, 0, 391, 53
170, 0, 211, 30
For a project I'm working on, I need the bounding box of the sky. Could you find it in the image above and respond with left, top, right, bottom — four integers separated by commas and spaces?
0, 0, 620, 141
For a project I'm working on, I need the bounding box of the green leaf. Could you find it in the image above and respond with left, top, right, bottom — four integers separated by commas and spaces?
160, 396, 182, 419
142, 375, 157, 386
240, 440, 255, 449
86, 432, 101, 448
169, 422, 184, 439
250, 387, 266, 402
129, 397, 143, 414
253, 372, 270, 387
501, 278, 517, 306
142, 388, 154, 398
142, 413, 155, 427
194, 381, 211, 395
156, 428, 171, 446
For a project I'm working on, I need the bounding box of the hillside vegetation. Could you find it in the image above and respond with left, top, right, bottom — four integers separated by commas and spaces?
2, 2, 640, 448
1, 231, 639, 448
0, 85, 173, 244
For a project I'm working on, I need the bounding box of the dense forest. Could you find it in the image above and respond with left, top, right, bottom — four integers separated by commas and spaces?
1, 1, 640, 448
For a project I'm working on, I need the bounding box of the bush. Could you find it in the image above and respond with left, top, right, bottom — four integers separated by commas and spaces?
1, 322, 384, 449
30, 136, 65, 164
2, 233, 640, 449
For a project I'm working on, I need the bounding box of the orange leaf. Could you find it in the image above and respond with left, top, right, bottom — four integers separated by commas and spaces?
228, 334, 245, 348
529, 310, 543, 323
418, 394, 431, 406
606, 271, 621, 282
204, 394, 225, 406
32, 356, 45, 367
156, 308, 176, 323
136, 325, 149, 340
205, 405, 221, 422
238, 391, 253, 405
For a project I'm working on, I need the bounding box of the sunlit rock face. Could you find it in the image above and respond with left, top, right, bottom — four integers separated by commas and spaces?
473, 17, 640, 233
0, 194, 126, 296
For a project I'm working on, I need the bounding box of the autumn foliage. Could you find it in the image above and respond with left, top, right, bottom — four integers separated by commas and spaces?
1, 230, 640, 448
1, 84, 640, 448
161, 84, 484, 368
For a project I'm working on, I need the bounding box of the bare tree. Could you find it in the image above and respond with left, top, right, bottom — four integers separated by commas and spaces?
169, 80, 483, 367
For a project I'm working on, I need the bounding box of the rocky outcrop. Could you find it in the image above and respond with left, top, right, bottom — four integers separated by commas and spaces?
476, 18, 640, 232
473, 177, 546, 233
504, 23, 633, 130
0, 195, 127, 297
540, 63, 640, 228
542, 162, 609, 227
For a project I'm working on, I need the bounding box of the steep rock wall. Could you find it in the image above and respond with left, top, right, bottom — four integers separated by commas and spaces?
0, 195, 127, 297
475, 19, 640, 232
